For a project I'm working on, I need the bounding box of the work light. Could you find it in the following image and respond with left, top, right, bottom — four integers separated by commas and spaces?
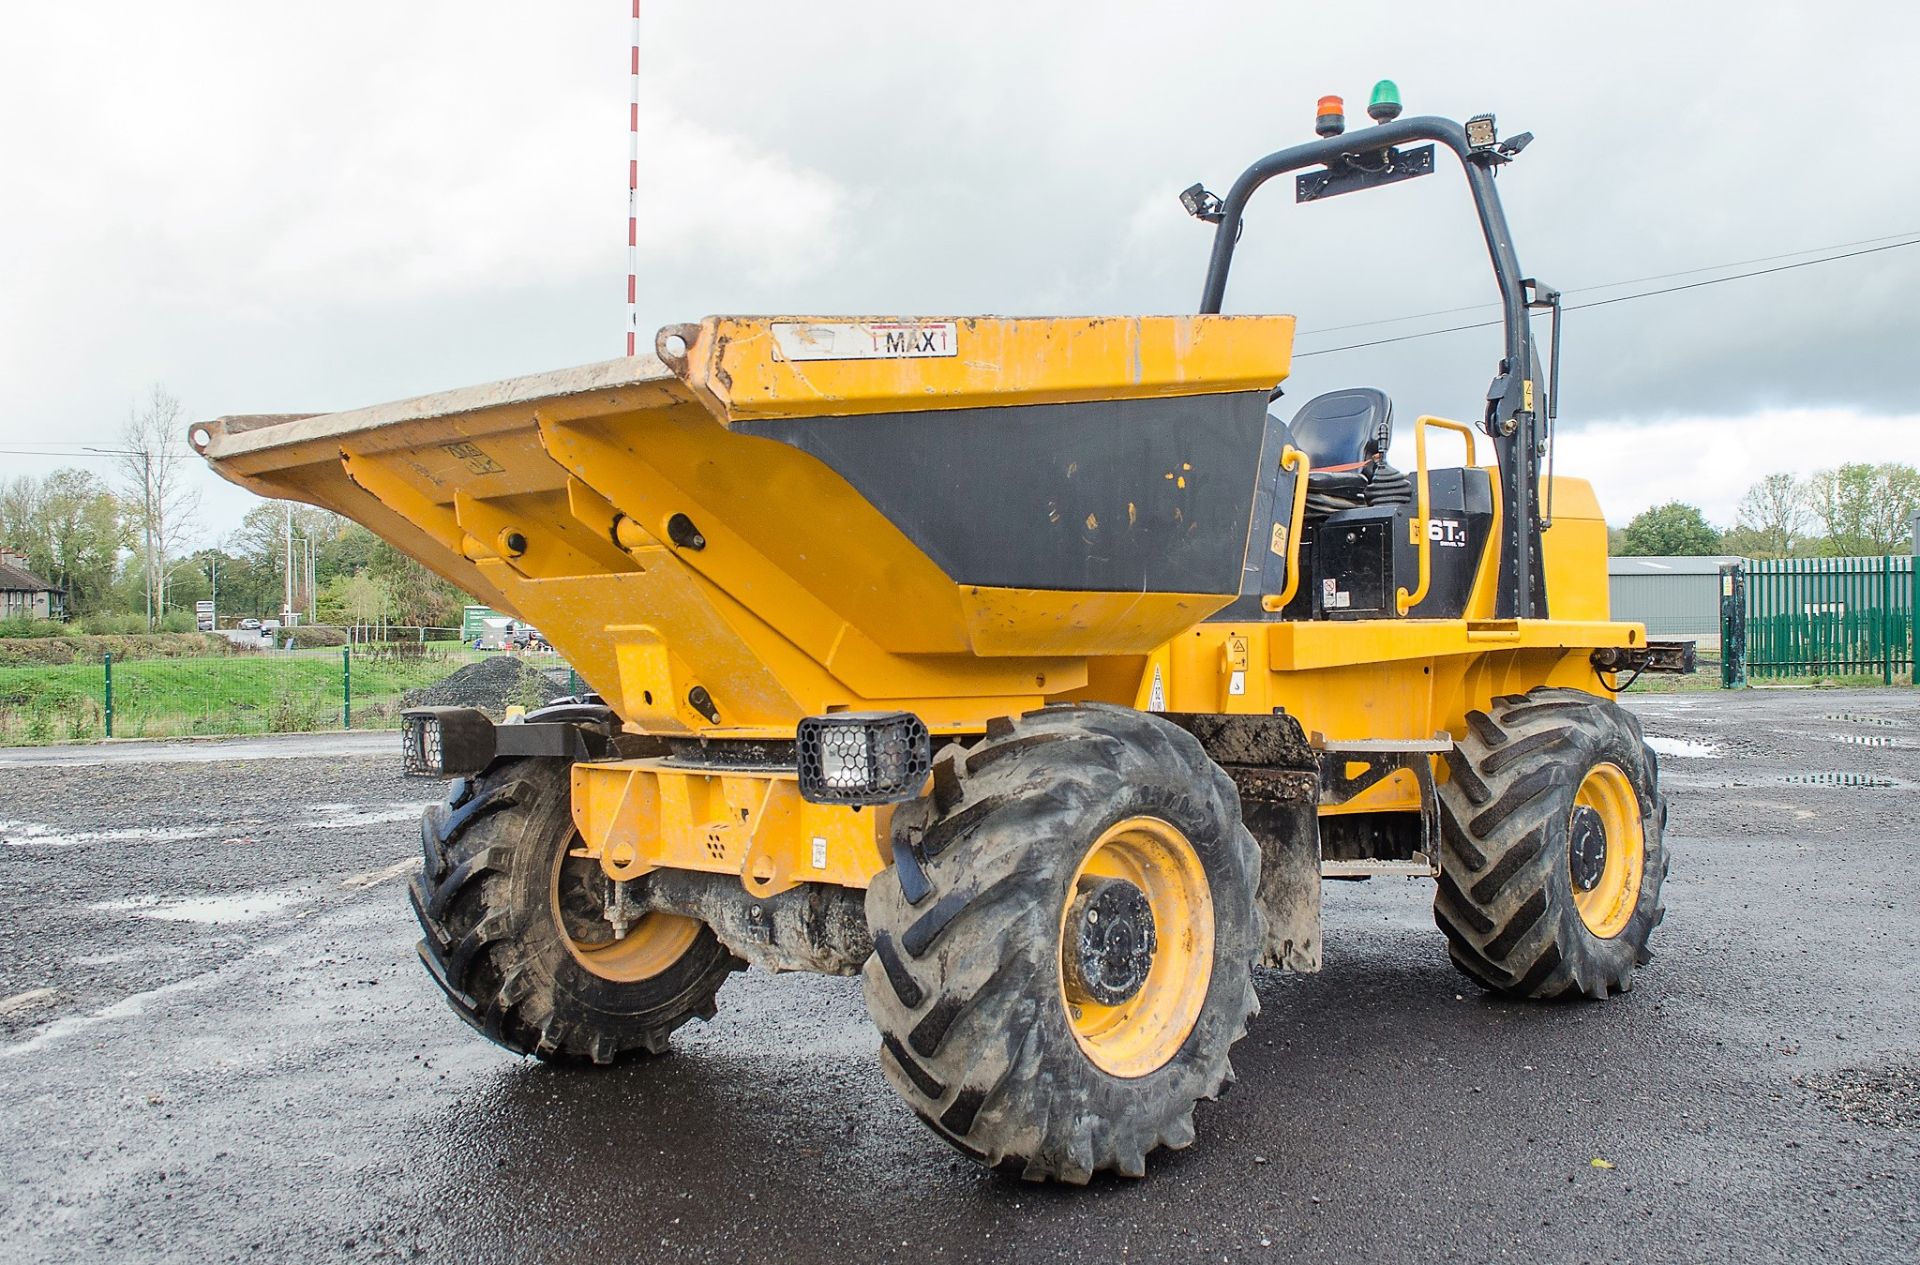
401, 707, 494, 778
796, 712, 932, 805
1179, 183, 1224, 222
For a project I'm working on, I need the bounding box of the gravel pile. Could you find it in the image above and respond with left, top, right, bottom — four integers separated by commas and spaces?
402, 657, 568, 716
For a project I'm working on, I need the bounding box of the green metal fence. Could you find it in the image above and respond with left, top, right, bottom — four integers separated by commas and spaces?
0, 645, 498, 746
1735, 556, 1914, 683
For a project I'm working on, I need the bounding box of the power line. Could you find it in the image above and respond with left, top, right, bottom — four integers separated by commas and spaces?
1296, 229, 1920, 337
1293, 236, 1920, 359
0, 441, 133, 451
0, 448, 138, 459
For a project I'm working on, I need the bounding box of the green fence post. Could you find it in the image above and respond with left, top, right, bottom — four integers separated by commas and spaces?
343, 645, 352, 730
103, 652, 113, 738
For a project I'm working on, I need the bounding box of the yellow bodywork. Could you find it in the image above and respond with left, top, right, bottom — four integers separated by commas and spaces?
196, 314, 1639, 892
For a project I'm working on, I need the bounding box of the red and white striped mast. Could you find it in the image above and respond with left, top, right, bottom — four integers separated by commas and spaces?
625, 0, 641, 356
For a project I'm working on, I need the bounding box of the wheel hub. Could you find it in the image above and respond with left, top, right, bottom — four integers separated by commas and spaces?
1568, 804, 1608, 892
1063, 877, 1158, 1007
551, 844, 701, 982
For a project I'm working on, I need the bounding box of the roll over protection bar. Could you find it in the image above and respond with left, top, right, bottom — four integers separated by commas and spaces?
1195, 115, 1548, 620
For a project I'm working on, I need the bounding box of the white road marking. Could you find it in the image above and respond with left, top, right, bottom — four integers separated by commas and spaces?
0, 819, 221, 848
1645, 736, 1720, 759
308, 804, 423, 829
0, 987, 57, 1018
0, 972, 216, 1060
1, 889, 408, 1060
340, 857, 420, 890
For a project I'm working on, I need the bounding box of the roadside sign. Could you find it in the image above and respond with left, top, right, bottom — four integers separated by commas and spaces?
195, 599, 215, 631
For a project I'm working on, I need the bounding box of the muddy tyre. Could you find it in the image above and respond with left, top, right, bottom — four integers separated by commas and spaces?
1433, 687, 1667, 1000
410, 757, 742, 1063
863, 704, 1262, 1183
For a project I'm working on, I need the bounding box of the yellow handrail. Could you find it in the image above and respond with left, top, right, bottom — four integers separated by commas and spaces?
1395, 416, 1479, 616
1262, 444, 1312, 614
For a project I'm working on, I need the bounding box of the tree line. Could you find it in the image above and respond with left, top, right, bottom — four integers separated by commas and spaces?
1, 387, 468, 630
1611, 462, 1920, 558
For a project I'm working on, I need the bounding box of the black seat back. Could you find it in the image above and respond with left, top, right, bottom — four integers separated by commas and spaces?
1289, 388, 1393, 470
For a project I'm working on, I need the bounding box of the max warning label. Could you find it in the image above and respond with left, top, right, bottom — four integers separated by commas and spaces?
771, 321, 959, 361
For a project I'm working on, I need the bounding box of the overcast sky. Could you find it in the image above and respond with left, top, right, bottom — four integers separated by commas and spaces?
3, 1, 1917, 545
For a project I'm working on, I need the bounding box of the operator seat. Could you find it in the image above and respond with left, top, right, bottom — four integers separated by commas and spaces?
1289, 388, 1393, 469
1285, 388, 1410, 516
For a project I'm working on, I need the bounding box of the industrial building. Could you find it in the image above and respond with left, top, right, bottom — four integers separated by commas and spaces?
1607, 555, 1738, 638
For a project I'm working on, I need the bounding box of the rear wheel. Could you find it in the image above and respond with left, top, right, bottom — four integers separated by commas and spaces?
863, 704, 1262, 1183
410, 757, 742, 1063
1433, 687, 1667, 999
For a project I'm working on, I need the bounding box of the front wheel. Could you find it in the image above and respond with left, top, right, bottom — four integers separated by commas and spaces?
409, 757, 742, 1063
863, 704, 1263, 1183
1433, 687, 1668, 1000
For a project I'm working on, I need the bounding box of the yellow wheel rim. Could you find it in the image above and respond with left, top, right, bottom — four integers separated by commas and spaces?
1058, 816, 1214, 1079
1570, 763, 1645, 939
551, 847, 701, 983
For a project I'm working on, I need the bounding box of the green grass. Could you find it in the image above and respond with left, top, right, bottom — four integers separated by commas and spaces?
0, 650, 483, 746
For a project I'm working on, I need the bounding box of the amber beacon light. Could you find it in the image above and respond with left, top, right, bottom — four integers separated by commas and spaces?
1314, 94, 1345, 137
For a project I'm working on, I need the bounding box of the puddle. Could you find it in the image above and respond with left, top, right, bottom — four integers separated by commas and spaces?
0, 819, 220, 848
88, 890, 305, 924
1778, 772, 1897, 789
307, 803, 423, 830
1821, 713, 1901, 729
1645, 736, 1720, 759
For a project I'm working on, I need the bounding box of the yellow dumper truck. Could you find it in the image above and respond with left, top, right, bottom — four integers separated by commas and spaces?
196, 90, 1686, 1182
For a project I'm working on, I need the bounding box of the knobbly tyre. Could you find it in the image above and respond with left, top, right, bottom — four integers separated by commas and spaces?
194, 83, 1690, 1183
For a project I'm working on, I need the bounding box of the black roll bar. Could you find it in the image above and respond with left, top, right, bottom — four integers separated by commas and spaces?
1197, 116, 1546, 619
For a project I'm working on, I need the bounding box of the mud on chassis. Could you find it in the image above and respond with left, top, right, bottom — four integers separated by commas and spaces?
195, 90, 1688, 1183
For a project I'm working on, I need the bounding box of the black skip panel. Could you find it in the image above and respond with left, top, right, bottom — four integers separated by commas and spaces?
737, 391, 1272, 594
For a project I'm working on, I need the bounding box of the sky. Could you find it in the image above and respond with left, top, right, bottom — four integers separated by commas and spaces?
2, 1, 1918, 547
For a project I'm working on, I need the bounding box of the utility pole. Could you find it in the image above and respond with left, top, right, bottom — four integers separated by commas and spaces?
143, 451, 154, 629
283, 501, 294, 624
626, 0, 641, 355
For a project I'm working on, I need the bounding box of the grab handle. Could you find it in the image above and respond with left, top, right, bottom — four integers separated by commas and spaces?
1395, 416, 1479, 616
1261, 444, 1312, 614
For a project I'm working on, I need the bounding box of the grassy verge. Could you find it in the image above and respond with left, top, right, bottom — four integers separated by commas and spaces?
0, 649, 480, 746
0, 632, 239, 667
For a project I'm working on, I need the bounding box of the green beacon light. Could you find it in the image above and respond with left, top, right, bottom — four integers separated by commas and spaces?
1367, 79, 1402, 124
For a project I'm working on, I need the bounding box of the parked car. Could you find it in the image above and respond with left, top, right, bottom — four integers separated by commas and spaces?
238, 618, 262, 630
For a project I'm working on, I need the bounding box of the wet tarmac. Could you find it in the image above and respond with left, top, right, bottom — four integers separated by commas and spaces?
1, 690, 1915, 1263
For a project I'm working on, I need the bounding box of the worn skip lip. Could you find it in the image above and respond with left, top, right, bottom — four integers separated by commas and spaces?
193, 354, 675, 459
